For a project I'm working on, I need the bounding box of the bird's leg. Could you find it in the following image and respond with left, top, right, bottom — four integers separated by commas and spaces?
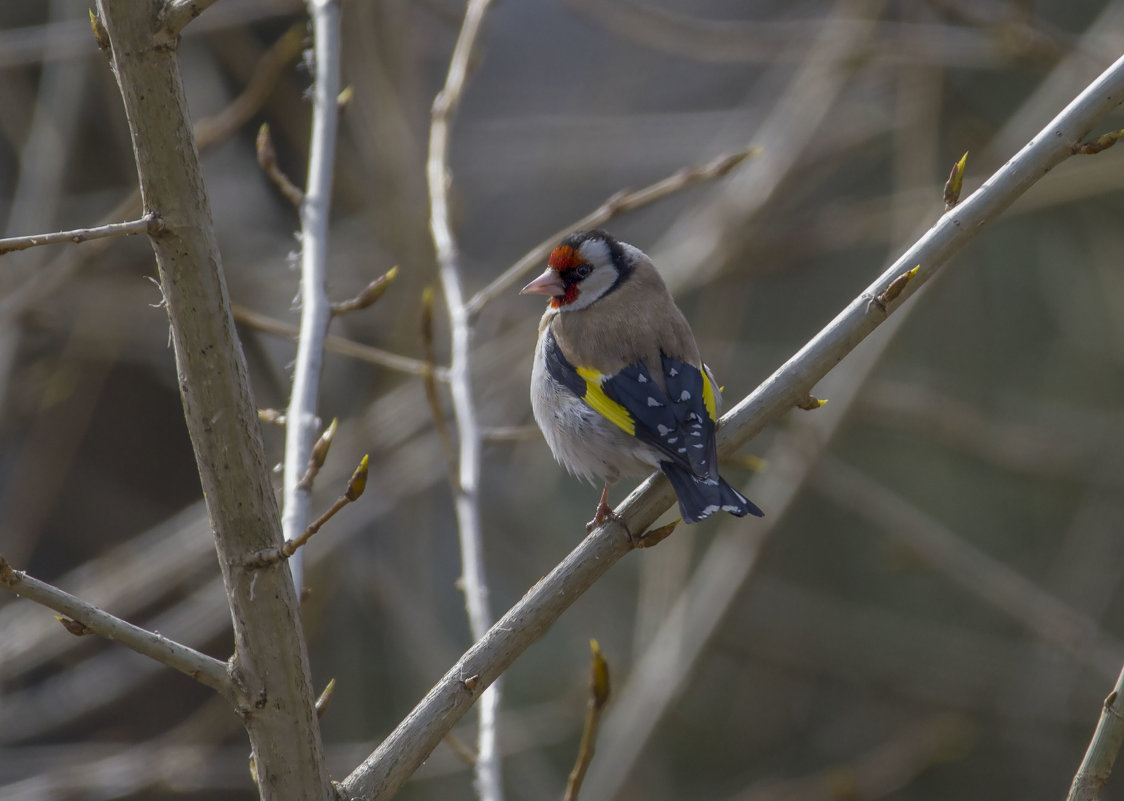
587, 483, 620, 532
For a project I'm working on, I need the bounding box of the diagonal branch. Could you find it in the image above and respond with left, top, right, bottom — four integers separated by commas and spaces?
427, 1, 503, 800
337, 50, 1124, 801
1066, 663, 1124, 801
0, 556, 231, 696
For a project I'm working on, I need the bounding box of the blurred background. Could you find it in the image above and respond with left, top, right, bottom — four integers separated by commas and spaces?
2, 0, 1124, 799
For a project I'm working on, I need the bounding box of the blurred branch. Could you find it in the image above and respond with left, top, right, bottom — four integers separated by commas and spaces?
653, 0, 879, 290
858, 379, 1102, 482
420, 287, 458, 475
93, 1, 331, 798
583, 34, 937, 795
256, 122, 305, 206
338, 50, 1124, 801
811, 454, 1124, 678
1066, 665, 1124, 801
281, 0, 342, 593
193, 22, 306, 149
0, 556, 232, 696
563, 640, 610, 801
464, 145, 760, 316
726, 714, 971, 801
0, 213, 161, 255
427, 0, 503, 799
0, 20, 303, 321
231, 301, 443, 378
567, 0, 994, 67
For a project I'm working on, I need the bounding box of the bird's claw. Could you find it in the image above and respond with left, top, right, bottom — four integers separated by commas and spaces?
586, 501, 620, 533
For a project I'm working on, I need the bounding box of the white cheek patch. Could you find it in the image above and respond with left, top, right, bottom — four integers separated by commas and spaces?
560, 237, 618, 311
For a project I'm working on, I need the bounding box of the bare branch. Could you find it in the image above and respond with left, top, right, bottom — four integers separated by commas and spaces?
0, 213, 160, 256
427, 1, 502, 798
1066, 667, 1124, 801
0, 555, 231, 696
338, 51, 1124, 801
282, 0, 343, 593
464, 144, 760, 316
94, 1, 331, 798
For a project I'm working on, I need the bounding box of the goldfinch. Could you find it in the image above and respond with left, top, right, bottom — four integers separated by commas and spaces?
521, 229, 763, 528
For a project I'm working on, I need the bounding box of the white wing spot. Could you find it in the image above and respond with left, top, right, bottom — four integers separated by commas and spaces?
657, 424, 672, 436
637, 373, 648, 383
668, 367, 679, 377
679, 390, 691, 401
678, 447, 688, 454
693, 443, 704, 449
647, 397, 663, 407
667, 437, 678, 444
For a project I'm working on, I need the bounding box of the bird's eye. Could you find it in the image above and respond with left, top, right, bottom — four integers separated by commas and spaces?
573, 264, 592, 279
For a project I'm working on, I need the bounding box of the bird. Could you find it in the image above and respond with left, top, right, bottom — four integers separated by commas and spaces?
521, 229, 763, 529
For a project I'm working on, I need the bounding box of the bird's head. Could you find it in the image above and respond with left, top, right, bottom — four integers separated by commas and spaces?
520, 230, 635, 311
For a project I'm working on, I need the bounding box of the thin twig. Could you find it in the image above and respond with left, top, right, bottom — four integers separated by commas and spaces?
315, 678, 337, 719
338, 51, 1124, 801
464, 145, 760, 316
231, 301, 444, 379
0, 555, 231, 696
0, 213, 160, 256
427, 1, 502, 799
154, 0, 223, 45
564, 640, 610, 801
257, 122, 305, 207
282, 0, 343, 594
245, 455, 369, 570
330, 267, 399, 315
297, 418, 337, 491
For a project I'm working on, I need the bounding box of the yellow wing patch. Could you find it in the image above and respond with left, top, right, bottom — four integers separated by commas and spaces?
701, 367, 718, 421
576, 366, 636, 436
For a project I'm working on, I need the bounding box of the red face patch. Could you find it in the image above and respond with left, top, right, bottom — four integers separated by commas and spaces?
547, 244, 576, 272
549, 284, 581, 308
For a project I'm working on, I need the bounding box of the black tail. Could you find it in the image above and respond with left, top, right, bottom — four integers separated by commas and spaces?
660, 462, 764, 524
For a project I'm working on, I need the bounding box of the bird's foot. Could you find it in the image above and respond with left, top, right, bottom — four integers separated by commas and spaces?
586, 500, 620, 533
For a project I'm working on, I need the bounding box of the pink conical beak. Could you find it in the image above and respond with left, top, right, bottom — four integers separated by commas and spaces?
520, 268, 565, 296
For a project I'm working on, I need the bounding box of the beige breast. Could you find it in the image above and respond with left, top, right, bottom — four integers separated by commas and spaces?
545, 259, 700, 392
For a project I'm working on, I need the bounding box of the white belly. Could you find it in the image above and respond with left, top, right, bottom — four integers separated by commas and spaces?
530, 334, 660, 485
